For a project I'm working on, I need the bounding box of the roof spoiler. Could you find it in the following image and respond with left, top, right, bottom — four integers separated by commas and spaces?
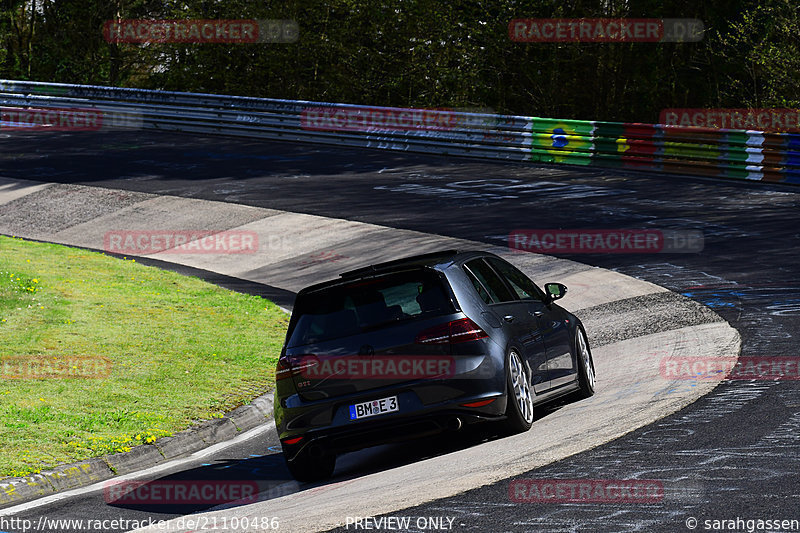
339, 250, 459, 279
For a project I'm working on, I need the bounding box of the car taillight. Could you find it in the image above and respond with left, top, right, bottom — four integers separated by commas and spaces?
415, 318, 488, 345
275, 355, 296, 381
449, 317, 489, 342
414, 322, 451, 345
276, 355, 318, 380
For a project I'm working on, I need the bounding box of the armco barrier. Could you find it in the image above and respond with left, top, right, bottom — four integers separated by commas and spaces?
1, 80, 798, 184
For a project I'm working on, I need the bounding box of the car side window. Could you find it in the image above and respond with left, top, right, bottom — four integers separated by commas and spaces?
486, 257, 547, 302
463, 266, 493, 304
464, 259, 516, 303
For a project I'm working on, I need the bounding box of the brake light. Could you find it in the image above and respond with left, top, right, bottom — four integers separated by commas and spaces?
415, 318, 488, 345
282, 436, 303, 445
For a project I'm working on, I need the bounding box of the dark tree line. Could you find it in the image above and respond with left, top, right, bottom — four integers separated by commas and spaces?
1, 0, 798, 122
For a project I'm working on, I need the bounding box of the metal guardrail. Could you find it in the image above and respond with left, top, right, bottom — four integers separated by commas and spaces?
1, 79, 798, 184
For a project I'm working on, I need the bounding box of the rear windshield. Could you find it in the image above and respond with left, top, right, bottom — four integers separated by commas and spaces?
287, 270, 454, 347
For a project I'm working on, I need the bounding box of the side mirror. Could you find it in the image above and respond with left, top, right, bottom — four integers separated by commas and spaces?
544, 282, 567, 302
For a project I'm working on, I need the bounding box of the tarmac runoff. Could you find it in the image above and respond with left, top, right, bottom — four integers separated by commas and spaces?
0, 178, 740, 530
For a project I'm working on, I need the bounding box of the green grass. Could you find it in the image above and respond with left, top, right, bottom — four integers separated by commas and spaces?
0, 235, 288, 477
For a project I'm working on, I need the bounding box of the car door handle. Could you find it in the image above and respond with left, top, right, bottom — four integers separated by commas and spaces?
531, 310, 543, 317
503, 315, 515, 323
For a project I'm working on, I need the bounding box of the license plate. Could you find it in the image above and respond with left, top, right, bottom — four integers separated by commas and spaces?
349, 396, 398, 420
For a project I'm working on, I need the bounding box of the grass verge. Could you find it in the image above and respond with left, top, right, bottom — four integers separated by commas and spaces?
0, 235, 288, 477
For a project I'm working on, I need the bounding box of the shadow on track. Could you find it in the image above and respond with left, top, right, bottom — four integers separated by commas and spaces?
105, 403, 571, 516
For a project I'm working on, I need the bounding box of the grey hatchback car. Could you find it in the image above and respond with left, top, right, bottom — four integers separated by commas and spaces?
274, 250, 595, 481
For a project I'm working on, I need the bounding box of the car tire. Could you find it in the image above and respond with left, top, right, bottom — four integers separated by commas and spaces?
284, 446, 336, 482
500, 349, 535, 434
575, 327, 596, 399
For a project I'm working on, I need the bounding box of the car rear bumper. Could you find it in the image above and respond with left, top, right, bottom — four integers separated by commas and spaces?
279, 394, 506, 460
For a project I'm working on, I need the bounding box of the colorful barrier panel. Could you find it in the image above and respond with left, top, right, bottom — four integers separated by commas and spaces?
529, 118, 800, 184
1, 80, 798, 185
